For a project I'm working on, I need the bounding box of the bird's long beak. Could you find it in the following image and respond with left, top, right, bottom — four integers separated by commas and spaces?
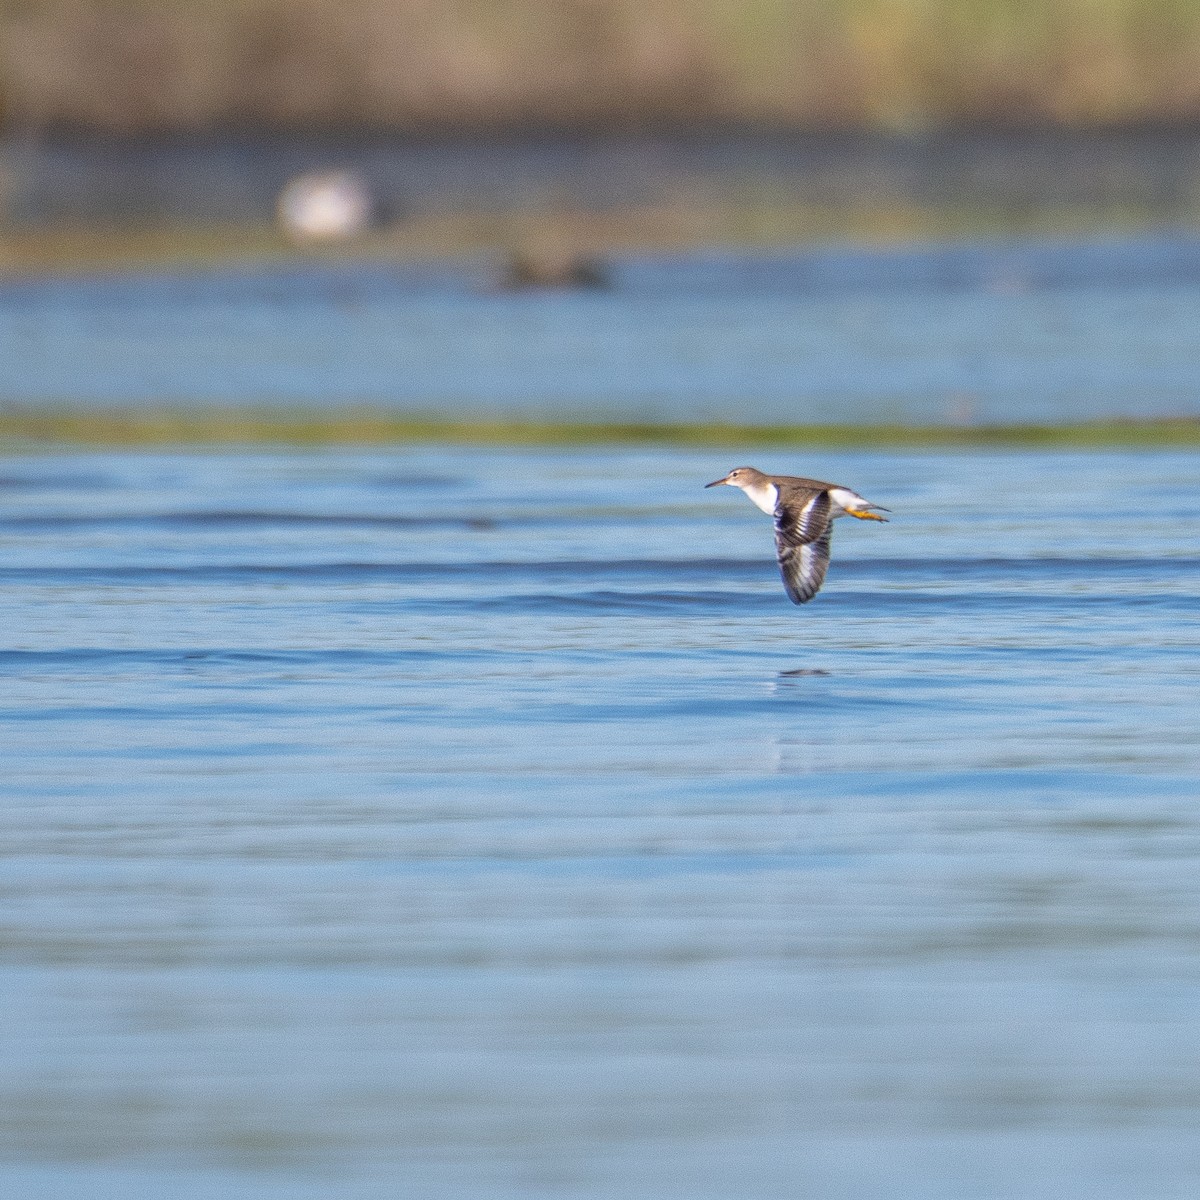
704, 476, 731, 488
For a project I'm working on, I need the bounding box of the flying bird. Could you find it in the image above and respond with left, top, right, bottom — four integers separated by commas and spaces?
705, 466, 889, 604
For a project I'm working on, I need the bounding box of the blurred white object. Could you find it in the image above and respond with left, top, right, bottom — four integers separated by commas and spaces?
276, 170, 373, 242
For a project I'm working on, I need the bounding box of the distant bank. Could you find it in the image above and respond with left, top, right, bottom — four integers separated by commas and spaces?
5, 412, 1200, 450
7, 129, 1200, 238
5, 0, 1200, 136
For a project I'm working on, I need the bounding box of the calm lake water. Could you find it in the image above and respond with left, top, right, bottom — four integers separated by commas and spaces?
3, 443, 1200, 1198
5, 235, 1200, 423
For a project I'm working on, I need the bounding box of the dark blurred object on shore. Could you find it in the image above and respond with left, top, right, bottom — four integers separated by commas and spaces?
501, 244, 610, 290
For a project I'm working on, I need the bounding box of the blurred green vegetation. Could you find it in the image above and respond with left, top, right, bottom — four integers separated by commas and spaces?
4, 0, 1200, 134
4, 409, 1200, 449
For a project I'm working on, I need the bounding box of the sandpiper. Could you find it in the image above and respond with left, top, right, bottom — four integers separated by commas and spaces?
705, 466, 889, 604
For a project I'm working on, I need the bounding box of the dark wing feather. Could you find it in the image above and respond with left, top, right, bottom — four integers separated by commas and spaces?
774, 489, 833, 604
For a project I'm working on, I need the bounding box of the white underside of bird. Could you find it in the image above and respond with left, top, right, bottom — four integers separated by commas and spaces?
738, 479, 873, 518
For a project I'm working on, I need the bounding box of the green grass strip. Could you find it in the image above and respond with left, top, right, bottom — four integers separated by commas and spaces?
3, 410, 1200, 449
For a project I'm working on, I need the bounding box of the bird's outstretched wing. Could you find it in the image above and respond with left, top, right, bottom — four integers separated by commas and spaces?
774, 489, 833, 604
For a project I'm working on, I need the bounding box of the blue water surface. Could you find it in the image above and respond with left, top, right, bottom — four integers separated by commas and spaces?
4, 236, 1200, 422
3, 444, 1200, 1198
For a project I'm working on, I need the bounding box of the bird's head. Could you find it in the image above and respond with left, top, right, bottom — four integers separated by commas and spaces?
704, 466, 766, 490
